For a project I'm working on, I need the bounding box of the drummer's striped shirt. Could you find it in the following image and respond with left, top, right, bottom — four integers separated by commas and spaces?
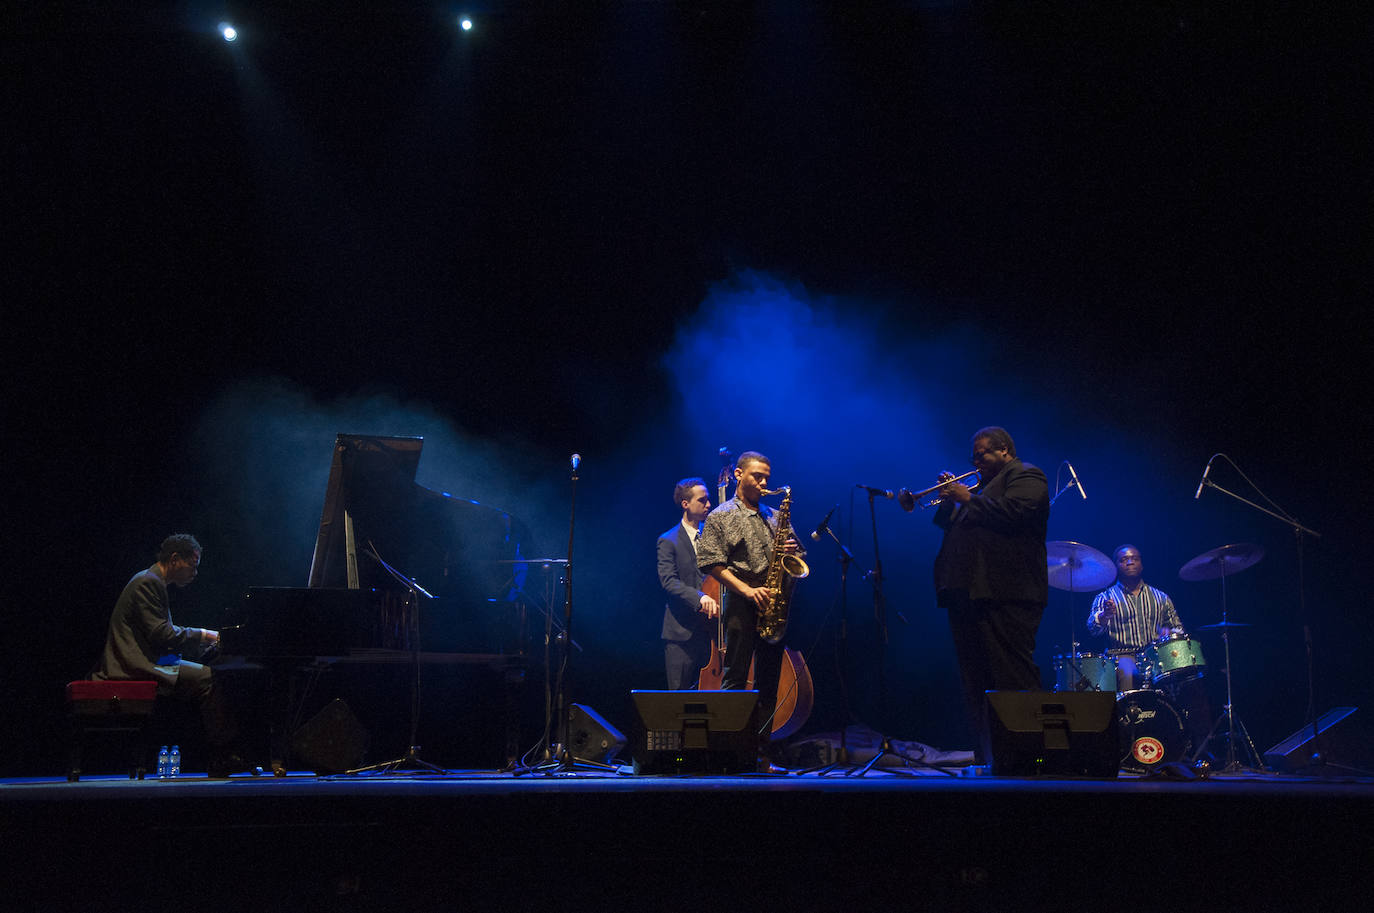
1087, 583, 1183, 652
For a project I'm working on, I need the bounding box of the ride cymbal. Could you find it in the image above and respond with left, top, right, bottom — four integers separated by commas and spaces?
1179, 543, 1265, 582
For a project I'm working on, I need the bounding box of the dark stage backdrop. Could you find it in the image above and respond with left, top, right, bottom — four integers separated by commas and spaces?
4, 2, 1371, 773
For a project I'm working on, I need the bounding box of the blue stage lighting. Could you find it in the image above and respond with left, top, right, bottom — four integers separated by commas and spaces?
459, 17, 473, 32
219, 22, 238, 42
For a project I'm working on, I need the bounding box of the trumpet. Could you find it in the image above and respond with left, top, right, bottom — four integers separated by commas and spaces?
897, 469, 981, 512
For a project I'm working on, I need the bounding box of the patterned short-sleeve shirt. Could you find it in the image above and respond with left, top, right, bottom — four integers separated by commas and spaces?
696, 496, 781, 588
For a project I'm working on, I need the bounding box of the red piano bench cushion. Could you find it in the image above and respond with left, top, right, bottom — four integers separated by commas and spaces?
67, 680, 158, 716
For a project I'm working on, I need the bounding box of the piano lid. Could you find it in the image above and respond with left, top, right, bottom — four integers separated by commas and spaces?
306, 433, 533, 605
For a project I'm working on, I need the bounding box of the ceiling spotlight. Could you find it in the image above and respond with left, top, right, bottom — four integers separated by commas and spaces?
459, 17, 473, 32
218, 22, 238, 42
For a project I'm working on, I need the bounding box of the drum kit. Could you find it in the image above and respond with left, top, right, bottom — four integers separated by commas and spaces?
1047, 540, 1266, 774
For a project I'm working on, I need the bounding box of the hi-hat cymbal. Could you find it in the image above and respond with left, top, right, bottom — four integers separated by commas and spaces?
1046, 540, 1116, 592
1196, 621, 1252, 631
1179, 543, 1265, 582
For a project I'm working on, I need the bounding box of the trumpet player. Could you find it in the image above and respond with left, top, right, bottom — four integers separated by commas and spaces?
698, 450, 804, 770
931, 427, 1050, 764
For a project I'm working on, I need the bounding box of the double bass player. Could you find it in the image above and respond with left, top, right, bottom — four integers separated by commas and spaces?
657, 477, 719, 690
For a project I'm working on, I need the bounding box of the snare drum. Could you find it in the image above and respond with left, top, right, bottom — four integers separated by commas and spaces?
1053, 652, 1118, 693
1143, 634, 1207, 687
1116, 689, 1190, 773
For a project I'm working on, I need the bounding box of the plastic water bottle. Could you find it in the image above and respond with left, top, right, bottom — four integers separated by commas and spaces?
169, 745, 181, 779
157, 745, 169, 779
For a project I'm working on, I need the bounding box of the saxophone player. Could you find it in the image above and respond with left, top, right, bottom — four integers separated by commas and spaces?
697, 451, 804, 771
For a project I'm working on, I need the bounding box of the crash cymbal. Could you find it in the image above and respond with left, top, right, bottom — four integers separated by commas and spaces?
494, 558, 570, 564
1196, 621, 1252, 631
1179, 543, 1265, 582
1046, 540, 1116, 592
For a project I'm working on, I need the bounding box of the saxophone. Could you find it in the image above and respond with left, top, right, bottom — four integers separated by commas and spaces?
757, 486, 809, 644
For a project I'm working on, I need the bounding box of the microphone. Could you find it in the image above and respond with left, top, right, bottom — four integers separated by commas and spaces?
1066, 461, 1087, 500
1194, 458, 1212, 500
810, 504, 838, 541
570, 453, 582, 471
855, 483, 895, 498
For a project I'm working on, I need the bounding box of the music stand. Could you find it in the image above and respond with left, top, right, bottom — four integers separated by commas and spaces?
345, 543, 446, 776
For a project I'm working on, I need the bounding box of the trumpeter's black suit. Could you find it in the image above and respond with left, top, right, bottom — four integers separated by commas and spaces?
933, 458, 1049, 757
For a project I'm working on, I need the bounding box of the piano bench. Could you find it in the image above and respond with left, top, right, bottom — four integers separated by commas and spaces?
66, 680, 158, 782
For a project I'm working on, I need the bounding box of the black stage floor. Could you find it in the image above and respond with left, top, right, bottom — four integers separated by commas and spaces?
6, 762, 1373, 912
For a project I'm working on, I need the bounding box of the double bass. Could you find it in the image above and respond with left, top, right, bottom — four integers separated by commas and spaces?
696, 450, 814, 740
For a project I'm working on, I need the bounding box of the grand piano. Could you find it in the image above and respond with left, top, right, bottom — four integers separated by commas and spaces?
218, 434, 542, 772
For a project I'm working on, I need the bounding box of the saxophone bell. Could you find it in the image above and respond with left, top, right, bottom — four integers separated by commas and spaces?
758, 486, 810, 579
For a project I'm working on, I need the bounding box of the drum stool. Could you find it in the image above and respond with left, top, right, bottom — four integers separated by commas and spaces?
66, 680, 158, 781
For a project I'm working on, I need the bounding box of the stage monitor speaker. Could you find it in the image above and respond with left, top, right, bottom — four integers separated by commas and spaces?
290, 698, 370, 774
568, 703, 626, 765
629, 689, 759, 775
984, 690, 1120, 778
1264, 707, 1362, 772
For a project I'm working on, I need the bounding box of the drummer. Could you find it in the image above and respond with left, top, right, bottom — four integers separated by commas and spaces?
1086, 545, 1184, 691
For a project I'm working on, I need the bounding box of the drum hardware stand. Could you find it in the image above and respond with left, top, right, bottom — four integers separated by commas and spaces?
1188, 562, 1261, 772
1190, 621, 1262, 772
1195, 457, 1322, 770
1045, 541, 1115, 694
1046, 465, 1096, 695
344, 544, 447, 776
1063, 555, 1084, 691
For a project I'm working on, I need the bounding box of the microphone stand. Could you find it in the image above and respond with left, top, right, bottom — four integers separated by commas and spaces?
847, 487, 940, 777
531, 454, 614, 775
1196, 461, 1322, 771
345, 544, 446, 776
502, 558, 577, 772
797, 518, 856, 775
1049, 464, 1089, 686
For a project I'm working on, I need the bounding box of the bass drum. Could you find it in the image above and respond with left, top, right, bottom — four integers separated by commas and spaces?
1116, 690, 1190, 774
